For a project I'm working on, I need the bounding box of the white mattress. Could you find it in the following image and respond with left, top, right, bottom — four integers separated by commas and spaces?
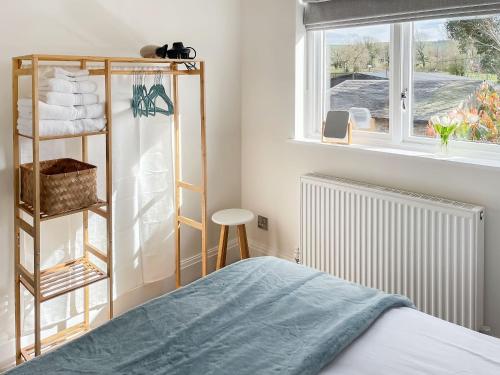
320, 307, 500, 375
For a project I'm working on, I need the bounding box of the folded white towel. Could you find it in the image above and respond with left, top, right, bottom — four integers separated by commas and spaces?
34, 92, 99, 107
18, 99, 105, 120
17, 117, 107, 137
39, 78, 97, 94
41, 67, 90, 82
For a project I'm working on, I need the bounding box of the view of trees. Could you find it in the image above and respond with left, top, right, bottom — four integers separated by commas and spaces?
330, 37, 389, 74
414, 17, 499, 80
413, 33, 463, 75
329, 16, 500, 81
446, 17, 500, 79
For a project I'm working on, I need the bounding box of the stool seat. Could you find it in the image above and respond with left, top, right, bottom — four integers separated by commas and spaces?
212, 209, 255, 226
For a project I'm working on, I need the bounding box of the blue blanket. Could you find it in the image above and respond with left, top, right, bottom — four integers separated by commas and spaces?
8, 257, 412, 375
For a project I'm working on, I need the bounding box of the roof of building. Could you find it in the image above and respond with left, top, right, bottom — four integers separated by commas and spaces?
329, 75, 484, 122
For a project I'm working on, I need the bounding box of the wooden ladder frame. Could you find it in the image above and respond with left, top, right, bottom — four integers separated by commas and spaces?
12, 55, 207, 364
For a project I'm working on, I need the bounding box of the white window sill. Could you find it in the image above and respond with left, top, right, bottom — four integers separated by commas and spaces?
288, 137, 500, 170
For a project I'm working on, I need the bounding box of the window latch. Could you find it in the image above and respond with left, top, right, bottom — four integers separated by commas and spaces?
401, 89, 408, 110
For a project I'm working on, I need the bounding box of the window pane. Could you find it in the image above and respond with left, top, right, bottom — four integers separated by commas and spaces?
413, 16, 500, 145
326, 24, 391, 133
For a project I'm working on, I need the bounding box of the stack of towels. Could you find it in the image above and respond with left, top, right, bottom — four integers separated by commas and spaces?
17, 67, 106, 137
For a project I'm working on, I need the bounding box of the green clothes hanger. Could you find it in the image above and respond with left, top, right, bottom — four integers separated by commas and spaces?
132, 72, 151, 118
131, 71, 174, 118
148, 72, 174, 116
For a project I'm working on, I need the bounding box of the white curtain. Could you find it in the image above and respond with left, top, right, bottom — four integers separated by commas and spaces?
19, 70, 175, 335
104, 73, 175, 292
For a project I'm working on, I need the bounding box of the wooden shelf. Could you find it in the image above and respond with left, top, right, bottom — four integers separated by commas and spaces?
20, 323, 87, 362
18, 258, 107, 302
18, 200, 107, 221
13, 53, 206, 364
37, 258, 107, 302
14, 54, 203, 64
17, 130, 107, 141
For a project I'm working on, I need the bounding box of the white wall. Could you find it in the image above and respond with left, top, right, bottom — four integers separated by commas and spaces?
0, 0, 241, 368
241, 0, 500, 336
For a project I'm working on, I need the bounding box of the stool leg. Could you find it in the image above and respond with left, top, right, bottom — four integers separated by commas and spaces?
216, 225, 229, 270
237, 224, 250, 259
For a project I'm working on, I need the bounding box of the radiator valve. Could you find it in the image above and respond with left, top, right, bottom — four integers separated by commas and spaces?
479, 326, 491, 335
294, 248, 301, 264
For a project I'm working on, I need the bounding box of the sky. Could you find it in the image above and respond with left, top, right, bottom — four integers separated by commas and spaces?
326, 24, 390, 45
415, 19, 449, 42
325, 19, 449, 45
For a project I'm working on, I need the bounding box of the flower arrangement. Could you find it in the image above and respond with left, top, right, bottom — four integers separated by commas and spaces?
429, 115, 458, 152
427, 82, 500, 150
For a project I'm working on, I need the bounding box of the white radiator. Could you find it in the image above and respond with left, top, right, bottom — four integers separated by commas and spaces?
300, 173, 485, 330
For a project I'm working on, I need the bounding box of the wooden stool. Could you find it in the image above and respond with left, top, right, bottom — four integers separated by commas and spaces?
212, 209, 255, 269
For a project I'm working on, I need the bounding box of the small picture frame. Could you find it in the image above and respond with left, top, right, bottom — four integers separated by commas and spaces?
322, 111, 352, 145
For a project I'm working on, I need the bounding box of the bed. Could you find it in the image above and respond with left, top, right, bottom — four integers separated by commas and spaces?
321, 307, 500, 374
7, 257, 500, 374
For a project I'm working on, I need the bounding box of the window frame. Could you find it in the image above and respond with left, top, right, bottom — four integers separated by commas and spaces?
303, 18, 500, 158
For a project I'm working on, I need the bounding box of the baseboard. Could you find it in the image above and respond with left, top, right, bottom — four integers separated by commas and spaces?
180, 239, 238, 269
248, 240, 295, 262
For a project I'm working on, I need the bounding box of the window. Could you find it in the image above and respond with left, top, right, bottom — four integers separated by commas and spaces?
305, 15, 500, 153
326, 24, 391, 134
412, 17, 500, 145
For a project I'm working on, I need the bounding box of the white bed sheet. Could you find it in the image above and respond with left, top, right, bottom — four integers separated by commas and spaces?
320, 307, 500, 375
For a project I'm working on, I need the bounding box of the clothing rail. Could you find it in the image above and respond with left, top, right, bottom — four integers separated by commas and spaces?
15, 54, 203, 63
15, 67, 201, 76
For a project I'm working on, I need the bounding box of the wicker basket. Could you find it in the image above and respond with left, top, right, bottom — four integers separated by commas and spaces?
21, 158, 98, 215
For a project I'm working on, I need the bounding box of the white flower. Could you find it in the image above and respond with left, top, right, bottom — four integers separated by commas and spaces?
431, 115, 457, 127
430, 115, 441, 125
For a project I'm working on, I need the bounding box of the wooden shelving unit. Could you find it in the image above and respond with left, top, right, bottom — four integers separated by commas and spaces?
12, 55, 208, 364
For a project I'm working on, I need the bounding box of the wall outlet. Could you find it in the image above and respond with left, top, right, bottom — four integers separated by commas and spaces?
257, 215, 268, 230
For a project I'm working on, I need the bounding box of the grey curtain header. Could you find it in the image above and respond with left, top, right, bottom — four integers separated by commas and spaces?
303, 0, 500, 30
